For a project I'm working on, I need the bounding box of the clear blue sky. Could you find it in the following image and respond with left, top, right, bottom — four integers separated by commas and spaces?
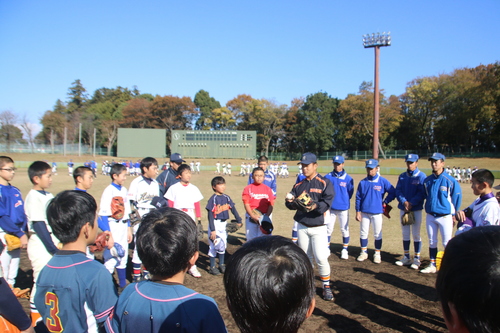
1, 0, 499, 131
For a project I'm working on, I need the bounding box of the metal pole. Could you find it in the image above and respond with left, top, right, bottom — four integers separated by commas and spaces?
63, 127, 67, 156
93, 128, 96, 157
373, 46, 380, 160
78, 123, 82, 157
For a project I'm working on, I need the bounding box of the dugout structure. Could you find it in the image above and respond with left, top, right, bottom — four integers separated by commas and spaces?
171, 130, 256, 159
117, 128, 167, 157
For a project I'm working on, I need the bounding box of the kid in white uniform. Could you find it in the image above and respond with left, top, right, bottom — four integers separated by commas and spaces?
98, 164, 132, 291
165, 164, 204, 278
127, 157, 159, 282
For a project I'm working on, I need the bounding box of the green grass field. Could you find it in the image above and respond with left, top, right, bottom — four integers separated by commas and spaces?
7, 151, 492, 259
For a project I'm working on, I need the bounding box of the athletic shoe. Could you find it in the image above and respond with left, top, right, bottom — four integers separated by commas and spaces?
395, 257, 412, 266
340, 249, 349, 260
411, 258, 421, 270
420, 264, 437, 274
188, 265, 202, 278
373, 252, 381, 264
322, 285, 334, 301
357, 252, 368, 262
209, 266, 221, 276
219, 264, 226, 274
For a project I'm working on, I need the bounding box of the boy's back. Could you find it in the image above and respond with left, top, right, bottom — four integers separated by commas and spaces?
34, 251, 116, 332
112, 280, 225, 333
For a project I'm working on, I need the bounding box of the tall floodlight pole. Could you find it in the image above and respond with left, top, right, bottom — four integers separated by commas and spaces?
363, 32, 391, 159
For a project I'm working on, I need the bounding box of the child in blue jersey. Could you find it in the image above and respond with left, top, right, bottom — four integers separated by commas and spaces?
355, 159, 396, 264
247, 155, 277, 198
395, 154, 426, 269
456, 169, 500, 234
35, 190, 117, 332
324, 155, 354, 259
111, 207, 227, 333
421, 153, 461, 274
0, 156, 28, 288
206, 176, 242, 275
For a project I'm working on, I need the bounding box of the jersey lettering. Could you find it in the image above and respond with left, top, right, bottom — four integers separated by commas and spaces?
45, 292, 63, 332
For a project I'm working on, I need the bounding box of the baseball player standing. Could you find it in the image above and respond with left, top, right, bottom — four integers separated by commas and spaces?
285, 153, 335, 301
247, 156, 277, 198
420, 152, 462, 274
394, 154, 426, 269
156, 153, 184, 197
355, 159, 396, 264
324, 155, 354, 259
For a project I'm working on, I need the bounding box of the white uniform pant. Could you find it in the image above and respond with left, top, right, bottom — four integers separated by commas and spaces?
326, 209, 350, 238
208, 219, 227, 257
28, 233, 59, 304
246, 215, 269, 241
0, 230, 20, 285
104, 221, 128, 273
426, 214, 453, 248
360, 212, 383, 240
399, 210, 423, 242
297, 223, 330, 278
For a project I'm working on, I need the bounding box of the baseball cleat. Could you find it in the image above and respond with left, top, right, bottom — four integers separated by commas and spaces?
188, 265, 202, 278
340, 249, 349, 260
411, 258, 421, 270
373, 252, 381, 264
219, 264, 226, 274
395, 257, 412, 266
322, 285, 334, 301
420, 264, 437, 274
209, 266, 221, 276
357, 252, 368, 262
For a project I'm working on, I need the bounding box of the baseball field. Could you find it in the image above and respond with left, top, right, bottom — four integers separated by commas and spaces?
10, 153, 499, 332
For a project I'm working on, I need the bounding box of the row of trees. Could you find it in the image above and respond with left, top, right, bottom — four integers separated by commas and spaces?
3, 62, 499, 156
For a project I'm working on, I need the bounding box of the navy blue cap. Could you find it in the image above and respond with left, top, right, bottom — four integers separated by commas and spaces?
333, 155, 345, 164
405, 154, 419, 162
298, 152, 317, 165
428, 152, 445, 161
170, 153, 185, 164
365, 159, 379, 168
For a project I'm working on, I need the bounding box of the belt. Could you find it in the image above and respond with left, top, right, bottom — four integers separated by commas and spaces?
430, 213, 449, 218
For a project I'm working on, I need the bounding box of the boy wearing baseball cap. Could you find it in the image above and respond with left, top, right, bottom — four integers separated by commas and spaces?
355, 159, 396, 264
156, 153, 185, 197
394, 154, 426, 269
420, 153, 461, 273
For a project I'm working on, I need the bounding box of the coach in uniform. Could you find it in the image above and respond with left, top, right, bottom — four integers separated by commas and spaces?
394, 154, 426, 270
285, 153, 335, 301
156, 153, 185, 197
420, 152, 461, 274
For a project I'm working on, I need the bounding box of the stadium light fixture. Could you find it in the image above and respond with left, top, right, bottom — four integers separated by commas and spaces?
363, 31, 391, 159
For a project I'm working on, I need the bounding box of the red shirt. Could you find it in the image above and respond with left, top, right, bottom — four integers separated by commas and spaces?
242, 183, 275, 214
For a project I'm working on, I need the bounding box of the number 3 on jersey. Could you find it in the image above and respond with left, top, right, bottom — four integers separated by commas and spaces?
45, 292, 63, 332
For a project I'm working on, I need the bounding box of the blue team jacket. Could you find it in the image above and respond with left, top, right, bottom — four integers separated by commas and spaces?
0, 184, 27, 237
324, 170, 354, 211
424, 172, 461, 216
395, 168, 426, 211
355, 175, 396, 214
248, 169, 277, 197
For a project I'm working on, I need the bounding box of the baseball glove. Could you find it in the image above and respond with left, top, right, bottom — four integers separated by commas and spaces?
383, 203, 392, 219
129, 209, 141, 227
226, 219, 242, 233
89, 232, 109, 253
4, 234, 21, 252
111, 196, 125, 220
295, 192, 315, 212
197, 221, 204, 241
401, 211, 415, 226
11, 287, 30, 299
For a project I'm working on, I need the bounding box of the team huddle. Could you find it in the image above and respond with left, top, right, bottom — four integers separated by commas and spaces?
1, 152, 500, 332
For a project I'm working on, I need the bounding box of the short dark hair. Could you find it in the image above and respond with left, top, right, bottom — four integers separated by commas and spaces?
28, 161, 51, 184
471, 169, 495, 188
46, 190, 97, 244
252, 167, 265, 176
436, 226, 500, 332
257, 156, 268, 163
110, 163, 127, 181
0, 156, 14, 168
140, 157, 158, 175
136, 207, 198, 278
224, 236, 314, 333
177, 164, 191, 176
211, 176, 225, 191
73, 166, 93, 184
